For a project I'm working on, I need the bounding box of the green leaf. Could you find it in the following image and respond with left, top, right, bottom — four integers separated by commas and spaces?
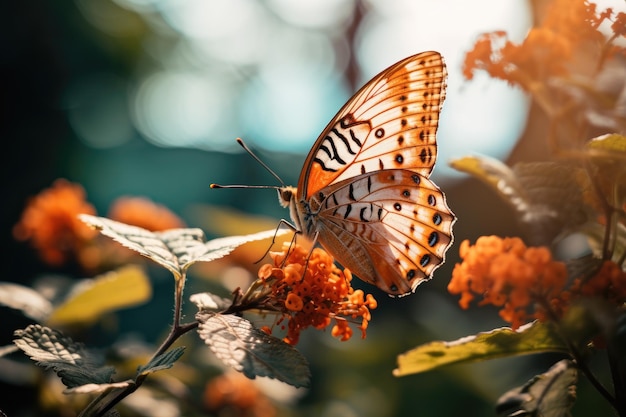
189, 292, 233, 313
394, 321, 569, 376
0, 282, 53, 322
496, 359, 577, 417
588, 133, 626, 153
79, 214, 287, 279
47, 265, 152, 326
64, 380, 132, 395
137, 346, 186, 376
0, 344, 19, 358
196, 312, 310, 388
13, 324, 115, 388
449, 156, 588, 245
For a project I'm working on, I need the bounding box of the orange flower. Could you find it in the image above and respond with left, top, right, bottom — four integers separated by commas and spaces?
203, 371, 275, 417
448, 236, 568, 329
13, 179, 97, 267
257, 243, 377, 345
571, 260, 626, 304
108, 196, 185, 231
463, 0, 622, 91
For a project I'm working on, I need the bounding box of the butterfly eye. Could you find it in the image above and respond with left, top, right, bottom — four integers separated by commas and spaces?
278, 188, 294, 207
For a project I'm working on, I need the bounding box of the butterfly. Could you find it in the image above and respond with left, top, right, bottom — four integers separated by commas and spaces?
216, 51, 455, 297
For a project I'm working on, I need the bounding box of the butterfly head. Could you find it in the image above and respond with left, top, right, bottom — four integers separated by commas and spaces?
277, 186, 297, 208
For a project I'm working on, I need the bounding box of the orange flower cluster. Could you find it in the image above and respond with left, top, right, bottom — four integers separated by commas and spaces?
571, 260, 626, 305
13, 179, 97, 266
448, 236, 568, 329
108, 196, 185, 231
257, 243, 377, 345
13, 179, 185, 271
203, 371, 275, 417
463, 0, 626, 91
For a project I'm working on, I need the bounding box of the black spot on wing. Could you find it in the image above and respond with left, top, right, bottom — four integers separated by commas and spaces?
343, 204, 352, 219
349, 183, 356, 201
428, 232, 439, 247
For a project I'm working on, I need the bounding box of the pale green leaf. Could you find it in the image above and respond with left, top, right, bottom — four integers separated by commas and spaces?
450, 156, 587, 245
394, 322, 568, 376
79, 214, 286, 278
0, 282, 53, 322
137, 346, 185, 376
189, 292, 232, 312
47, 265, 151, 326
496, 359, 577, 417
13, 324, 115, 388
588, 133, 626, 153
0, 344, 19, 357
64, 380, 132, 395
196, 312, 310, 388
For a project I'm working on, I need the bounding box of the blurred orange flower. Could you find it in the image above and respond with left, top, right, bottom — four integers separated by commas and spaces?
13, 179, 97, 267
448, 236, 568, 329
203, 371, 275, 417
108, 196, 185, 231
571, 260, 626, 305
257, 243, 377, 345
463, 0, 624, 91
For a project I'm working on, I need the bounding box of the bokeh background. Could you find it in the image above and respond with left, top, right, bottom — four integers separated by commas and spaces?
2, 0, 624, 416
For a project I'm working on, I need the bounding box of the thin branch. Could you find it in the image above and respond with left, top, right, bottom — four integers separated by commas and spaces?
538, 298, 616, 409
608, 337, 626, 417
88, 272, 198, 417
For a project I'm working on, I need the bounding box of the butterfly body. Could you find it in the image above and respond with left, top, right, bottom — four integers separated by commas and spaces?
274, 51, 455, 297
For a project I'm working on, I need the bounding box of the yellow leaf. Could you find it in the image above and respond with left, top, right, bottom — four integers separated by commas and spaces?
47, 265, 152, 326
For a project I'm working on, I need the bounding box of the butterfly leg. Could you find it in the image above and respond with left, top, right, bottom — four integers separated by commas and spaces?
298, 230, 321, 283
253, 218, 301, 266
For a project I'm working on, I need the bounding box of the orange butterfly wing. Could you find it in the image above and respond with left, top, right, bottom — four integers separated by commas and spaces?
298, 51, 446, 199
290, 51, 454, 296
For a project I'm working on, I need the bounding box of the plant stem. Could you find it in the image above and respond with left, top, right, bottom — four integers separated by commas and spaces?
539, 298, 616, 409
87, 272, 198, 417
608, 340, 626, 417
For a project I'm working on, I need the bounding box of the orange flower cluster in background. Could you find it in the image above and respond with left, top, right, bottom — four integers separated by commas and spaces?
570, 260, 626, 306
13, 179, 185, 272
258, 243, 377, 345
449, 236, 626, 330
13, 179, 97, 267
448, 236, 568, 329
108, 196, 185, 231
463, 0, 626, 91
203, 371, 275, 417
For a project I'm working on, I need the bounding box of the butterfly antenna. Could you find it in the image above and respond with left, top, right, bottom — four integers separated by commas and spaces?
236, 137, 285, 187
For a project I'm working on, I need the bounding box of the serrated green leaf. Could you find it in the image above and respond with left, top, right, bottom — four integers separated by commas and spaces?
588, 133, 626, 153
394, 322, 569, 376
395, 301, 609, 378
189, 292, 232, 313
79, 214, 287, 279
512, 162, 588, 239
586, 133, 626, 210
137, 346, 185, 376
0, 282, 53, 322
196, 312, 310, 388
449, 155, 521, 196
496, 359, 577, 417
47, 265, 152, 326
450, 156, 588, 245
64, 380, 132, 395
13, 324, 115, 388
0, 344, 19, 357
